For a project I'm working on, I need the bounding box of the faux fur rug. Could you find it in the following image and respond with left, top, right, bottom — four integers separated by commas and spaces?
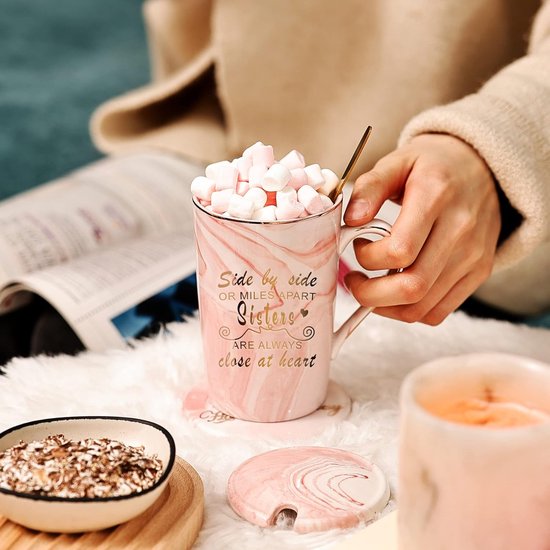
1, 307, 549, 549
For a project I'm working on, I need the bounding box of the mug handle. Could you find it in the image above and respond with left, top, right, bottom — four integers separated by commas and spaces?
331, 218, 393, 359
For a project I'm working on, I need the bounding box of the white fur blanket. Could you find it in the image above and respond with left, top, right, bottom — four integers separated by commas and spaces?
1, 310, 549, 549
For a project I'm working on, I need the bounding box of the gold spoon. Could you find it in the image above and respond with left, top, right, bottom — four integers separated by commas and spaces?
328, 125, 373, 202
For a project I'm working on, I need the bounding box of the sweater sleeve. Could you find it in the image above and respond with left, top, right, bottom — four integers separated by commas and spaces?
399, 1, 550, 273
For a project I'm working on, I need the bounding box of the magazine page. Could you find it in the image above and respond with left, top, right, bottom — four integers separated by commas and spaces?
1, 232, 198, 351
0, 151, 203, 288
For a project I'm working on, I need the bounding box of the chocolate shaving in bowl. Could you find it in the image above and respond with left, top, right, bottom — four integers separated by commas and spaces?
0, 434, 163, 498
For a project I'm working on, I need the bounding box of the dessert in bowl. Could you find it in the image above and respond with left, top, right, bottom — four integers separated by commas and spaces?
0, 416, 175, 533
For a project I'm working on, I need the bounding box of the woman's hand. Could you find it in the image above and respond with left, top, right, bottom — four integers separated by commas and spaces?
344, 133, 501, 325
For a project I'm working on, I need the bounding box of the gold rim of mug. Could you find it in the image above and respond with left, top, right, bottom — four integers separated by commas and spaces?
192, 194, 343, 225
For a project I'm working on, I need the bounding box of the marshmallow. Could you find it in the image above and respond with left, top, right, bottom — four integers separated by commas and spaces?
253, 205, 277, 222
227, 194, 255, 219
236, 156, 252, 181
304, 164, 325, 190
237, 180, 250, 196
244, 187, 268, 210
319, 168, 340, 196
297, 185, 324, 214
211, 189, 234, 213
215, 164, 239, 191
242, 141, 265, 159
248, 164, 268, 187
288, 168, 309, 190
262, 163, 291, 192
275, 201, 305, 220
191, 176, 216, 202
279, 150, 305, 170
205, 160, 232, 180
193, 142, 338, 222
252, 145, 275, 167
276, 186, 297, 206
319, 193, 334, 211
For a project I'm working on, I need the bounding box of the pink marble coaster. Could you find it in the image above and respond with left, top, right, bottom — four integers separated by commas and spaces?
227, 446, 390, 533
182, 381, 351, 440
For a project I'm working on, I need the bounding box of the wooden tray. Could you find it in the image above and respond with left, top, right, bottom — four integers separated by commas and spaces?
0, 457, 204, 549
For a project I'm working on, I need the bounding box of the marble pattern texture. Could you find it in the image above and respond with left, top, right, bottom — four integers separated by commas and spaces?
227, 447, 390, 533
193, 199, 391, 422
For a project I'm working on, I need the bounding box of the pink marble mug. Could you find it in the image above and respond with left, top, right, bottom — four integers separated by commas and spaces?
193, 196, 391, 422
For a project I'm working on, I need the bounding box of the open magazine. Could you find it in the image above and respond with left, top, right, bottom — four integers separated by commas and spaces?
0, 152, 204, 358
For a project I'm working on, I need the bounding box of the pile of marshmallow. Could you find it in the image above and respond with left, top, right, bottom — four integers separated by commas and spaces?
191, 142, 340, 221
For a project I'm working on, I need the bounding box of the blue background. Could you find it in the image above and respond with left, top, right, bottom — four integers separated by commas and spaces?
0, 0, 149, 200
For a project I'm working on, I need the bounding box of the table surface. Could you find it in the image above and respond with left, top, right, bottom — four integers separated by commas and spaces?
0, 309, 549, 549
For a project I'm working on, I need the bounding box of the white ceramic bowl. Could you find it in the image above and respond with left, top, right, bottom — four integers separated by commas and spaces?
0, 416, 176, 533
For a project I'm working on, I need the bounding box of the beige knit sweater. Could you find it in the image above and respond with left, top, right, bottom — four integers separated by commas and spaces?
91, 0, 550, 315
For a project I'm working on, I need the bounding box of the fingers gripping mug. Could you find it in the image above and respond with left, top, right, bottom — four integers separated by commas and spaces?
193, 196, 391, 422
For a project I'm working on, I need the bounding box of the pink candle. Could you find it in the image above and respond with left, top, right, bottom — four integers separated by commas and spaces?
398, 353, 550, 550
